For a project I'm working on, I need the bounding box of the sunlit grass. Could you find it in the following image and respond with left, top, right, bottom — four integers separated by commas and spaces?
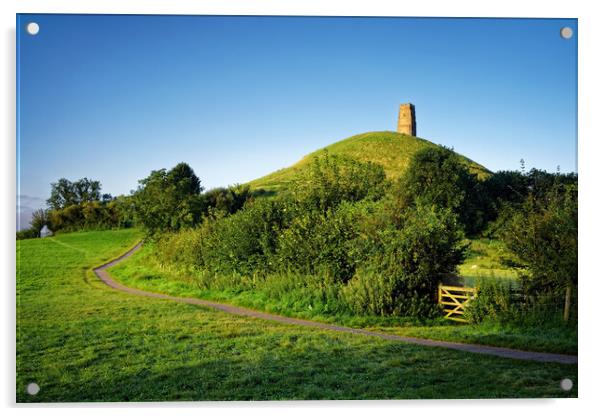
249, 131, 490, 192
458, 238, 520, 287
17, 229, 576, 401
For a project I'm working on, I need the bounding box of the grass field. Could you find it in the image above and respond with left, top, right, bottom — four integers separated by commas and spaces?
248, 131, 491, 193
16, 229, 577, 401
458, 239, 520, 286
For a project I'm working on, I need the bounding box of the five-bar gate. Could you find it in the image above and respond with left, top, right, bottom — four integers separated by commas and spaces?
438, 284, 477, 323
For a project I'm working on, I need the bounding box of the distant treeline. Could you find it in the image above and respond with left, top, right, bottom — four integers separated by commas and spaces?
16, 170, 254, 239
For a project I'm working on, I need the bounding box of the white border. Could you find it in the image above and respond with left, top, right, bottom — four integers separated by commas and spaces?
3, 1, 601, 415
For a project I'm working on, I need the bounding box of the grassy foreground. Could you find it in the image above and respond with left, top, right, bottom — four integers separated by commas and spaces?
17, 230, 576, 401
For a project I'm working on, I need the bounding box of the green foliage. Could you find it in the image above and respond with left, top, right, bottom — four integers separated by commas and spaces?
465, 277, 577, 330
464, 278, 519, 324
393, 146, 486, 235
292, 152, 388, 211
195, 198, 292, 276
16, 228, 39, 240
47, 200, 128, 232
153, 151, 470, 319
501, 182, 577, 294
134, 162, 204, 235
47, 177, 102, 210
202, 184, 252, 216
30, 208, 48, 235
460, 176, 579, 325
24, 177, 137, 236
483, 168, 578, 224
344, 203, 466, 317
112, 195, 138, 228
274, 200, 377, 281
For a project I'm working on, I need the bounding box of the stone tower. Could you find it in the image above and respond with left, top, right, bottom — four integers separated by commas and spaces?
397, 103, 416, 136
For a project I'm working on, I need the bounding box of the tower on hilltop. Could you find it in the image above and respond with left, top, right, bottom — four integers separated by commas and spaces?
397, 103, 416, 136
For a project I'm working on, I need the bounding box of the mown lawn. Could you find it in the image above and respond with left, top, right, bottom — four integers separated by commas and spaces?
17, 229, 576, 402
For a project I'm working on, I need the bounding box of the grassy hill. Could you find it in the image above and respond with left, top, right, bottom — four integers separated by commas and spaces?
248, 131, 491, 193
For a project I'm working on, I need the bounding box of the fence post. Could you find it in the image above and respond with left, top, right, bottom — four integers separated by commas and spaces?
563, 284, 572, 322
437, 282, 442, 305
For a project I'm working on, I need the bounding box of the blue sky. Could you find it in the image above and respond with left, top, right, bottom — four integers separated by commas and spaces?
17, 15, 577, 227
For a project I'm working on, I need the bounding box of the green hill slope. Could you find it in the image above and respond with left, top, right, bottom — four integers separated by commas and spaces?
248, 131, 491, 193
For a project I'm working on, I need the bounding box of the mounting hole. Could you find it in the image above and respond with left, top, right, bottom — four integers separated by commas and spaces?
26, 22, 40, 36
26, 382, 40, 395
560, 378, 573, 391
560, 27, 573, 40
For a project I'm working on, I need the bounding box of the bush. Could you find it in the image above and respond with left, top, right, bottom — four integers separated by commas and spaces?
500, 181, 577, 321
155, 228, 206, 273
465, 278, 578, 327
344, 203, 466, 317
16, 228, 39, 240
48, 204, 83, 232
198, 198, 294, 276
292, 152, 388, 212
393, 146, 486, 235
273, 200, 377, 282
151, 155, 474, 319
464, 278, 519, 323
203, 185, 252, 216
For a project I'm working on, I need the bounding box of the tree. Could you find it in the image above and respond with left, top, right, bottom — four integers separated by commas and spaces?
29, 208, 48, 235
394, 146, 485, 235
501, 182, 577, 321
203, 185, 252, 216
134, 162, 204, 234
47, 178, 102, 209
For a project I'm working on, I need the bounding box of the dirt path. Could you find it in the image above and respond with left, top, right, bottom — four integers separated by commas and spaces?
94, 242, 577, 365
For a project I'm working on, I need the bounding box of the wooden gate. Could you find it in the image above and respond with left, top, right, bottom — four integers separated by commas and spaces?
438, 284, 477, 323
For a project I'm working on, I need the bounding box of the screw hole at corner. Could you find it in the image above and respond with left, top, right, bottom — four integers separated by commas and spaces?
26, 382, 40, 395
560, 27, 573, 40
26, 22, 40, 36
560, 378, 573, 391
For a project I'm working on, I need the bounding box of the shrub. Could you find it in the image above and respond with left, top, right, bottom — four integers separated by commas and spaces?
500, 182, 577, 321
344, 203, 466, 317
465, 278, 578, 327
198, 198, 294, 276
203, 184, 252, 216
16, 228, 39, 240
48, 204, 83, 232
273, 200, 377, 281
292, 152, 388, 212
155, 228, 206, 272
393, 146, 486, 235
464, 278, 519, 323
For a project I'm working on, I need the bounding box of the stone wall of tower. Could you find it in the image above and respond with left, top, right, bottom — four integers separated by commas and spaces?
397, 103, 416, 136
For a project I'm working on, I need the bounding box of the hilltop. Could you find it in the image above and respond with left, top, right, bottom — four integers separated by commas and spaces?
248, 131, 491, 193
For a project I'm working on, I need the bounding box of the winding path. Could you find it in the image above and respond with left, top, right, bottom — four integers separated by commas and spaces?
94, 242, 578, 365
